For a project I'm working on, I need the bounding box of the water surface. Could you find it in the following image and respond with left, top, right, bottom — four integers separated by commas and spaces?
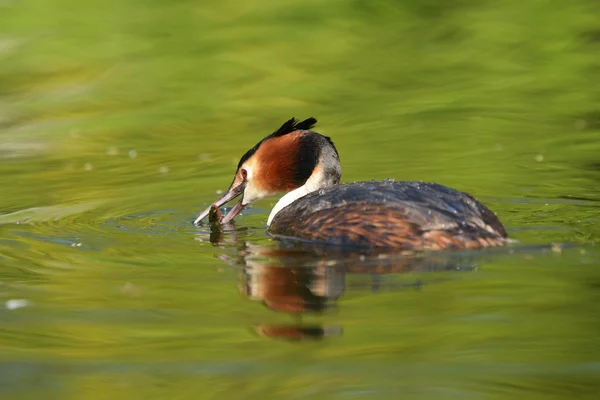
1, 0, 600, 398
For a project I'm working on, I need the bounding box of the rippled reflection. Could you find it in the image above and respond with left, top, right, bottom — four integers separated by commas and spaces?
206, 221, 487, 340
4, 0, 600, 396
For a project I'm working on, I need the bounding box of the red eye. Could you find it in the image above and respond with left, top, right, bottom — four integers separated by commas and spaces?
241, 168, 248, 180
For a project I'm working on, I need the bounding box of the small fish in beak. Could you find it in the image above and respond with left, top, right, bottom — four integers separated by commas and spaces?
207, 204, 222, 225
193, 181, 246, 226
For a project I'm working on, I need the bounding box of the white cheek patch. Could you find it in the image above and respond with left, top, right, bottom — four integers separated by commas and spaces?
239, 164, 266, 205
242, 184, 269, 205
244, 165, 254, 180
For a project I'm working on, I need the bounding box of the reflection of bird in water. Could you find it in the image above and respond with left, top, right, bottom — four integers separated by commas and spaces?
235, 244, 345, 341
194, 117, 508, 251
242, 262, 345, 341
218, 242, 480, 341
240, 262, 344, 314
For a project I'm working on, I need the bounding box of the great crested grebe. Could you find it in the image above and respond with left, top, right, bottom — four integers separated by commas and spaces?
194, 117, 508, 250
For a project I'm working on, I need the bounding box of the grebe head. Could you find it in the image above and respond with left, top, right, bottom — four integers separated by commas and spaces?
194, 117, 341, 226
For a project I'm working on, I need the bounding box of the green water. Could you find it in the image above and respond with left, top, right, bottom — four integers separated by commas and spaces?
1, 0, 600, 398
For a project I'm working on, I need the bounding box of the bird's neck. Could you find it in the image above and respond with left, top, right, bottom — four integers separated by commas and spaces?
266, 168, 337, 226
267, 145, 341, 226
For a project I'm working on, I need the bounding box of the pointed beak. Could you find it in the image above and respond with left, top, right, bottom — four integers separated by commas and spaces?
220, 199, 246, 224
193, 182, 246, 225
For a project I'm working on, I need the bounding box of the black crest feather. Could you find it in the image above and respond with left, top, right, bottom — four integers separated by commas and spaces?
237, 117, 318, 169
272, 117, 318, 137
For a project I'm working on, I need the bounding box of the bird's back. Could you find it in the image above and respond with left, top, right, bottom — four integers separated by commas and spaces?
268, 180, 507, 250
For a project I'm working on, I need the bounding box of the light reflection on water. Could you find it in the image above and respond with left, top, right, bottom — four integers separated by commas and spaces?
2, 0, 600, 397
1, 201, 599, 397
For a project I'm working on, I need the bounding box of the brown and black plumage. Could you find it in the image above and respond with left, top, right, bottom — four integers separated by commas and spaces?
194, 118, 508, 251
268, 181, 507, 250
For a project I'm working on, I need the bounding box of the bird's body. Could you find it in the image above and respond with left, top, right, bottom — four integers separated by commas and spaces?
194, 118, 508, 251
268, 180, 507, 250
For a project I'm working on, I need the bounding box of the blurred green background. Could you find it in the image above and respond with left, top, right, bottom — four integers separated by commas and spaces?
1, 0, 600, 398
